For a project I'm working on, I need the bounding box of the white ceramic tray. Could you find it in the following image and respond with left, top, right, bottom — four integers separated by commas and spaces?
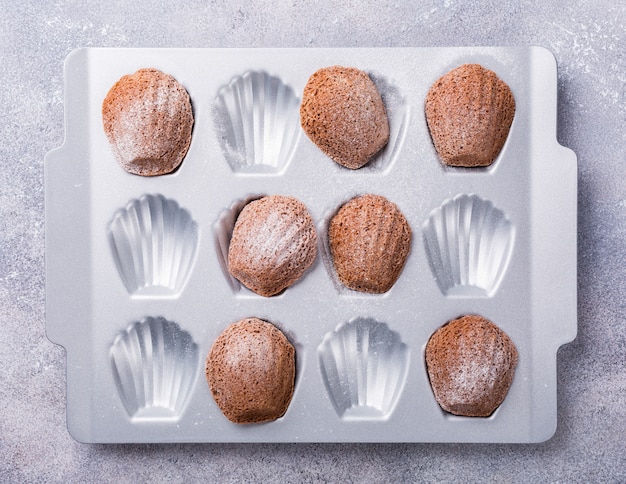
45, 47, 577, 443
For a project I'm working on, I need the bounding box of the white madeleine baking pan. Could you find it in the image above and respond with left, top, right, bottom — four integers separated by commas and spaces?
45, 47, 577, 443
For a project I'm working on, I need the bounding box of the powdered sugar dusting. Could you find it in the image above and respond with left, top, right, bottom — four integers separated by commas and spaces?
113, 78, 186, 160
227, 195, 317, 296
448, 330, 499, 395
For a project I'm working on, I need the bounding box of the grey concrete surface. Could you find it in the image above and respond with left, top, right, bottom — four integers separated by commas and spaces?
1, 1, 624, 482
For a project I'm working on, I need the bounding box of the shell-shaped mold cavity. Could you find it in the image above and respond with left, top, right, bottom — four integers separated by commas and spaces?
110, 317, 199, 420
108, 194, 199, 297
213, 71, 301, 174
318, 318, 409, 420
422, 194, 514, 297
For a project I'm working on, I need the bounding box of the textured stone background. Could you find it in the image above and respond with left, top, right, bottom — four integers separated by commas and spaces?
1, 1, 624, 482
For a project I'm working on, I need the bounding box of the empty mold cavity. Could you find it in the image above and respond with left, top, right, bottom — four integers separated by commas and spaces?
422, 194, 514, 297
110, 317, 199, 421
213, 71, 301, 174
318, 317, 409, 420
108, 194, 199, 297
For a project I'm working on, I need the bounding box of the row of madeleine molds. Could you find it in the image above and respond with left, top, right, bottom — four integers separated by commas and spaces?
108, 193, 514, 298
110, 316, 409, 422
212, 70, 409, 174
216, 193, 515, 297
103, 65, 514, 177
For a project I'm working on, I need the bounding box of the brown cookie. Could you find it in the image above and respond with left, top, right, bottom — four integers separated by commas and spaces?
300, 66, 389, 169
425, 314, 518, 417
425, 64, 515, 167
206, 318, 296, 424
102, 68, 194, 176
328, 194, 411, 293
228, 195, 317, 297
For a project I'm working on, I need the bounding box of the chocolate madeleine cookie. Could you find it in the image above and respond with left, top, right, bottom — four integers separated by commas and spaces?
206, 318, 296, 424
329, 194, 411, 293
228, 195, 317, 297
425, 64, 515, 167
425, 314, 518, 417
102, 68, 194, 176
300, 66, 389, 169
